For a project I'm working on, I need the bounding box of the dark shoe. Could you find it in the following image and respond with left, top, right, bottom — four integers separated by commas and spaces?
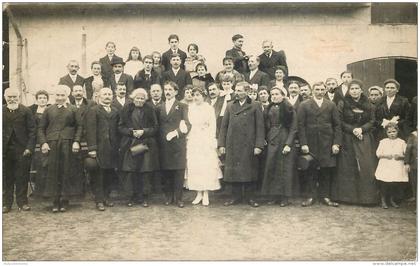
142, 201, 149, 208
301, 198, 314, 207
390, 197, 399, 208
127, 201, 134, 207
248, 200, 259, 208
3, 206, 11, 213
224, 199, 239, 206
18, 204, 31, 211
104, 200, 114, 207
177, 201, 185, 208
322, 198, 339, 207
96, 203, 105, 211
381, 197, 389, 209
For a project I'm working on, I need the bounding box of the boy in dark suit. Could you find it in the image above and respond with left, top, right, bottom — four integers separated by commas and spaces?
157, 81, 191, 208
3, 88, 36, 213
161, 53, 192, 101
134, 55, 161, 92
99, 41, 123, 79
333, 71, 353, 105
109, 57, 134, 95
161, 34, 187, 71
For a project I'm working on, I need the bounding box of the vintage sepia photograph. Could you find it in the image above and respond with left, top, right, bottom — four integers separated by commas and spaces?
2, 1, 418, 262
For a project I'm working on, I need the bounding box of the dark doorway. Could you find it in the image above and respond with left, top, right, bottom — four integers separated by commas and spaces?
347, 56, 417, 102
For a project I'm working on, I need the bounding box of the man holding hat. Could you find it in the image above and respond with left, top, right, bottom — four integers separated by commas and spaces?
297, 81, 342, 207
3, 88, 36, 213
375, 78, 411, 140
109, 57, 134, 95
85, 87, 119, 211
226, 34, 249, 74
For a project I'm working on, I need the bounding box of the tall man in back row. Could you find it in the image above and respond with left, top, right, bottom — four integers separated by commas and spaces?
258, 40, 288, 80
226, 34, 249, 74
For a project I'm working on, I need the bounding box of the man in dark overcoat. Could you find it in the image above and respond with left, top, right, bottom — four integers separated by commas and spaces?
3, 88, 36, 213
85, 88, 119, 211
161, 53, 192, 101
258, 40, 288, 80
157, 81, 191, 208
218, 81, 265, 207
297, 81, 342, 207
38, 85, 83, 212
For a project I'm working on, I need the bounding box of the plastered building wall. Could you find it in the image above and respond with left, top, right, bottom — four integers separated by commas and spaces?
7, 4, 417, 103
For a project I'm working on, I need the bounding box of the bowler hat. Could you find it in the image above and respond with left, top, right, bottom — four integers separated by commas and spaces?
84, 157, 98, 171
110, 57, 126, 66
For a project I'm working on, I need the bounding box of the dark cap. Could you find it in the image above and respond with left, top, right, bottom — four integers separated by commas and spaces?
383, 78, 400, 89
110, 57, 125, 66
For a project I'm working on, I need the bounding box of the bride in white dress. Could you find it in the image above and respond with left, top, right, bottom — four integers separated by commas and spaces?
185, 87, 222, 206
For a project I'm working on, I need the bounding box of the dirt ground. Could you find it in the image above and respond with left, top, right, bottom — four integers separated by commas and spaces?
2, 191, 417, 261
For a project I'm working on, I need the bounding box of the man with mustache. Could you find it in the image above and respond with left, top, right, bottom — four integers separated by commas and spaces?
218, 81, 265, 207
109, 57, 134, 95
85, 88, 119, 211
58, 60, 85, 102
157, 81, 191, 208
3, 88, 36, 213
111, 83, 131, 112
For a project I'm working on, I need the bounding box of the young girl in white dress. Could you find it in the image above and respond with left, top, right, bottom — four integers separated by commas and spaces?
375, 122, 409, 209
185, 87, 222, 206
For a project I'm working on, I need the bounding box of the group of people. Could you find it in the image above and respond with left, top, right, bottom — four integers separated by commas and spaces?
3, 33, 417, 213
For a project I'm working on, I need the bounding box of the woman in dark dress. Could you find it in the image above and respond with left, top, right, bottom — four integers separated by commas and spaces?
261, 86, 297, 206
119, 88, 159, 207
332, 79, 379, 205
29, 90, 50, 195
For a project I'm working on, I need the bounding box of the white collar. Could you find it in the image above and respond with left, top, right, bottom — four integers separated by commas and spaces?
289, 95, 299, 105
117, 96, 125, 103
249, 68, 258, 78
314, 97, 324, 106
239, 99, 246, 106
69, 73, 77, 80
166, 98, 175, 105
75, 98, 83, 105
172, 68, 180, 75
